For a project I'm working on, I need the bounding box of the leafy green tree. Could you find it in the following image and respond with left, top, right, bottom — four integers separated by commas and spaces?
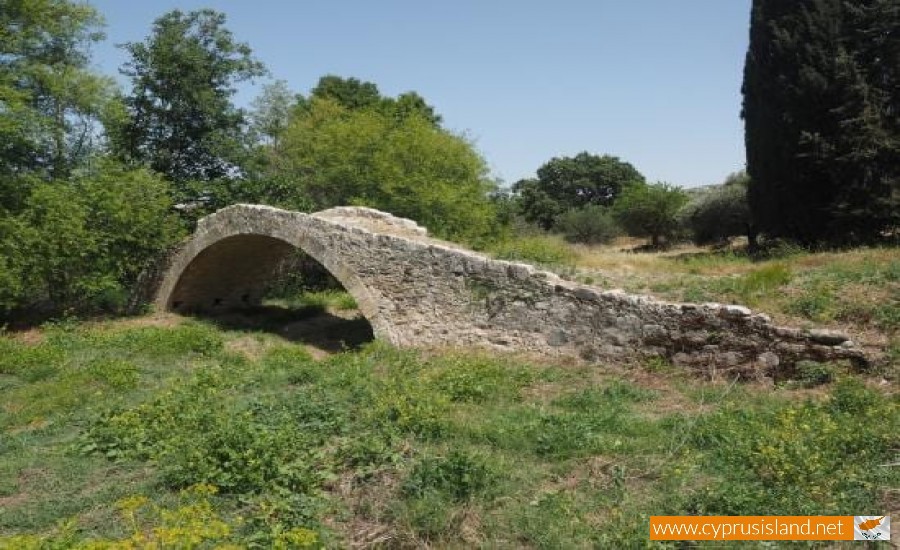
391, 91, 442, 126
743, 0, 900, 244
7, 162, 183, 316
273, 98, 497, 243
513, 153, 644, 230
0, 216, 32, 311
0, 0, 112, 200
681, 172, 751, 245
113, 9, 266, 188
308, 75, 442, 126
613, 182, 688, 248
310, 75, 383, 111
249, 80, 298, 147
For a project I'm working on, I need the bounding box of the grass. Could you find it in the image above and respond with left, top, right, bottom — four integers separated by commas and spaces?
0, 309, 897, 547
488, 234, 578, 270
269, 288, 359, 312
556, 241, 900, 373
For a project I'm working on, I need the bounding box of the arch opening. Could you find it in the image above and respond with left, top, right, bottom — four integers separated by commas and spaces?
167, 234, 374, 352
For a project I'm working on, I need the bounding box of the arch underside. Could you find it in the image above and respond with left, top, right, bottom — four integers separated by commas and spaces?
167, 234, 295, 313
162, 229, 388, 342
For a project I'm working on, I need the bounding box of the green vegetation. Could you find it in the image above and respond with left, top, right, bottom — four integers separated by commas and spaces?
744, 0, 900, 245
680, 172, 751, 246
612, 182, 689, 248
488, 234, 578, 269
1, 2, 899, 546
0, 315, 895, 547
112, 9, 266, 190
271, 96, 500, 244
512, 152, 644, 231
556, 204, 622, 245
0, 3, 502, 321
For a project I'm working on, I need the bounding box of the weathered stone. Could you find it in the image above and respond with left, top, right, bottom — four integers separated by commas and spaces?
507, 263, 532, 280
546, 329, 568, 347
144, 204, 869, 370
574, 287, 600, 301
601, 328, 633, 346
774, 326, 804, 339
642, 324, 667, 343
720, 351, 742, 367
720, 305, 752, 319
808, 329, 850, 345
757, 351, 780, 369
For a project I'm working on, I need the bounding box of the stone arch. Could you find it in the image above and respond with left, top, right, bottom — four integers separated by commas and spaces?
154, 206, 391, 340
150, 204, 867, 371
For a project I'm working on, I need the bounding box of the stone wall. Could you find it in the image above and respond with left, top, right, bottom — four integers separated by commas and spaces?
151, 204, 868, 373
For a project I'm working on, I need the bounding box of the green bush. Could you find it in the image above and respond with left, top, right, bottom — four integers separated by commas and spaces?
555, 205, 621, 244
681, 176, 750, 245
275, 98, 500, 244
792, 360, 837, 387
3, 161, 184, 318
85, 368, 326, 494
613, 182, 689, 247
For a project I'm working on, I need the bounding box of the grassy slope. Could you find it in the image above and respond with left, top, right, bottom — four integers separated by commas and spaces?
0, 248, 898, 548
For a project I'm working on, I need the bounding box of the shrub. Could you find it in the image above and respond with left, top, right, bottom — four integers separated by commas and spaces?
792, 360, 837, 387
402, 450, 498, 502
4, 161, 184, 318
613, 182, 689, 247
555, 205, 621, 244
84, 366, 326, 494
681, 177, 750, 245
431, 355, 532, 403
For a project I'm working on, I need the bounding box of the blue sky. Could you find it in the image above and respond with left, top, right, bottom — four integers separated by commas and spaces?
86, 0, 751, 188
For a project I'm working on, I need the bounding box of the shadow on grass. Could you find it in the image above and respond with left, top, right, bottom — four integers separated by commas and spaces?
196, 304, 374, 353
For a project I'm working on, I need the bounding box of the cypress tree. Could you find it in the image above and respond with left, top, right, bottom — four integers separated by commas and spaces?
742, 0, 900, 245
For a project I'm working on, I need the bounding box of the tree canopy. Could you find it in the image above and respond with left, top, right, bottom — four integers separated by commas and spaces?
743, 0, 900, 244
0, 0, 112, 194
112, 9, 266, 187
613, 182, 688, 247
270, 97, 498, 243
308, 75, 442, 126
681, 172, 751, 246
513, 153, 644, 230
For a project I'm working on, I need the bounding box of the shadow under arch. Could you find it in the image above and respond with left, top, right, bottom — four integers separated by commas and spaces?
156, 227, 389, 342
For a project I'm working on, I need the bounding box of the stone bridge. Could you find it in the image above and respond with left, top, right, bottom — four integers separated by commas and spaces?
147, 204, 866, 373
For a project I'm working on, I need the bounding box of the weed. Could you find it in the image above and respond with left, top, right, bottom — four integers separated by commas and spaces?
791, 360, 837, 387
644, 355, 675, 373
690, 378, 898, 514
285, 289, 358, 311
787, 286, 835, 321
0, 339, 66, 382
733, 263, 792, 302
403, 449, 498, 502
432, 355, 532, 403
91, 322, 224, 358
